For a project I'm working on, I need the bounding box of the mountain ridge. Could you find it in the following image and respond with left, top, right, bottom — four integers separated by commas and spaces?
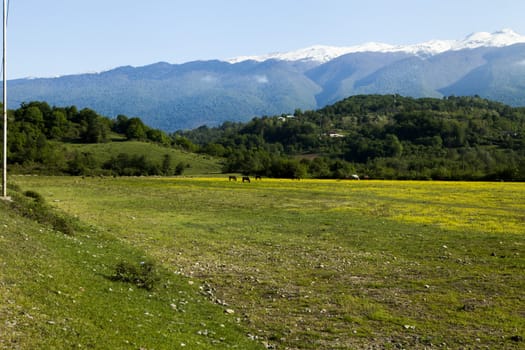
7, 29, 525, 131
227, 29, 525, 64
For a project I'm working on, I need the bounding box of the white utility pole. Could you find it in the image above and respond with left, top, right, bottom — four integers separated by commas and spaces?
2, 0, 7, 199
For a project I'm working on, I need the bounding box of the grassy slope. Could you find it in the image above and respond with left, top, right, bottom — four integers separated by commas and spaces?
5, 177, 525, 349
0, 189, 262, 349
63, 140, 223, 175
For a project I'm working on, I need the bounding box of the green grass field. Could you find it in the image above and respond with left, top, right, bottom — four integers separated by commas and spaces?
3, 176, 524, 349
65, 141, 223, 175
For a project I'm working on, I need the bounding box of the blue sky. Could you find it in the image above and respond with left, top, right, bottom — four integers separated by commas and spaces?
7, 0, 525, 78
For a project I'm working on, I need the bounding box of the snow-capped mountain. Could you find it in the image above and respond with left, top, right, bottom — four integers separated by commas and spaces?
455, 29, 525, 50
228, 29, 525, 63
8, 29, 525, 131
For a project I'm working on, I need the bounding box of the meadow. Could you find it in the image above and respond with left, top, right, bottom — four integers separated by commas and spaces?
4, 176, 525, 349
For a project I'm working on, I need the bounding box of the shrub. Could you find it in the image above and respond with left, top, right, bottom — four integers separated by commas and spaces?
111, 260, 160, 291
8, 189, 76, 235
24, 190, 45, 203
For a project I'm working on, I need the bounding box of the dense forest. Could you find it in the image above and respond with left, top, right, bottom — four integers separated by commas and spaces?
1, 95, 525, 180
0, 101, 188, 176
178, 95, 525, 180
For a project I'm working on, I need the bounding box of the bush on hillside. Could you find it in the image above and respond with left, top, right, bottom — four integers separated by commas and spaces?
7, 189, 76, 235
110, 260, 160, 291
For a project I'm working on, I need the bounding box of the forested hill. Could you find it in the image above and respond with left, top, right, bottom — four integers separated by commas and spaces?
178, 95, 525, 180
2, 95, 524, 180
1, 101, 198, 176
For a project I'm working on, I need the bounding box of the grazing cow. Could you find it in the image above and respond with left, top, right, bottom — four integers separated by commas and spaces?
229, 175, 237, 181
242, 176, 251, 183
351, 174, 360, 180
255, 175, 262, 181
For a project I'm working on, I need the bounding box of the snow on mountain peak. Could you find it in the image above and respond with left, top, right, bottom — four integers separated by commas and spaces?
227, 29, 525, 64
227, 45, 357, 64
456, 28, 525, 50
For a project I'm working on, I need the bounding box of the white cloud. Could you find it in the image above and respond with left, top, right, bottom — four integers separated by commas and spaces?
201, 74, 218, 83
254, 75, 269, 84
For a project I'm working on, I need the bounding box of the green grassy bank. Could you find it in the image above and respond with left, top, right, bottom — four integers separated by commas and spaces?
3, 176, 524, 349
0, 184, 262, 349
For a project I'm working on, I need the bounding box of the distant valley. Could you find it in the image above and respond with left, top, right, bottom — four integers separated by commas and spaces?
7, 29, 525, 131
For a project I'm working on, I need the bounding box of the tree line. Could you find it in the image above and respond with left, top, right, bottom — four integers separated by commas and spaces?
2, 95, 524, 180
1, 101, 186, 176
177, 95, 525, 180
